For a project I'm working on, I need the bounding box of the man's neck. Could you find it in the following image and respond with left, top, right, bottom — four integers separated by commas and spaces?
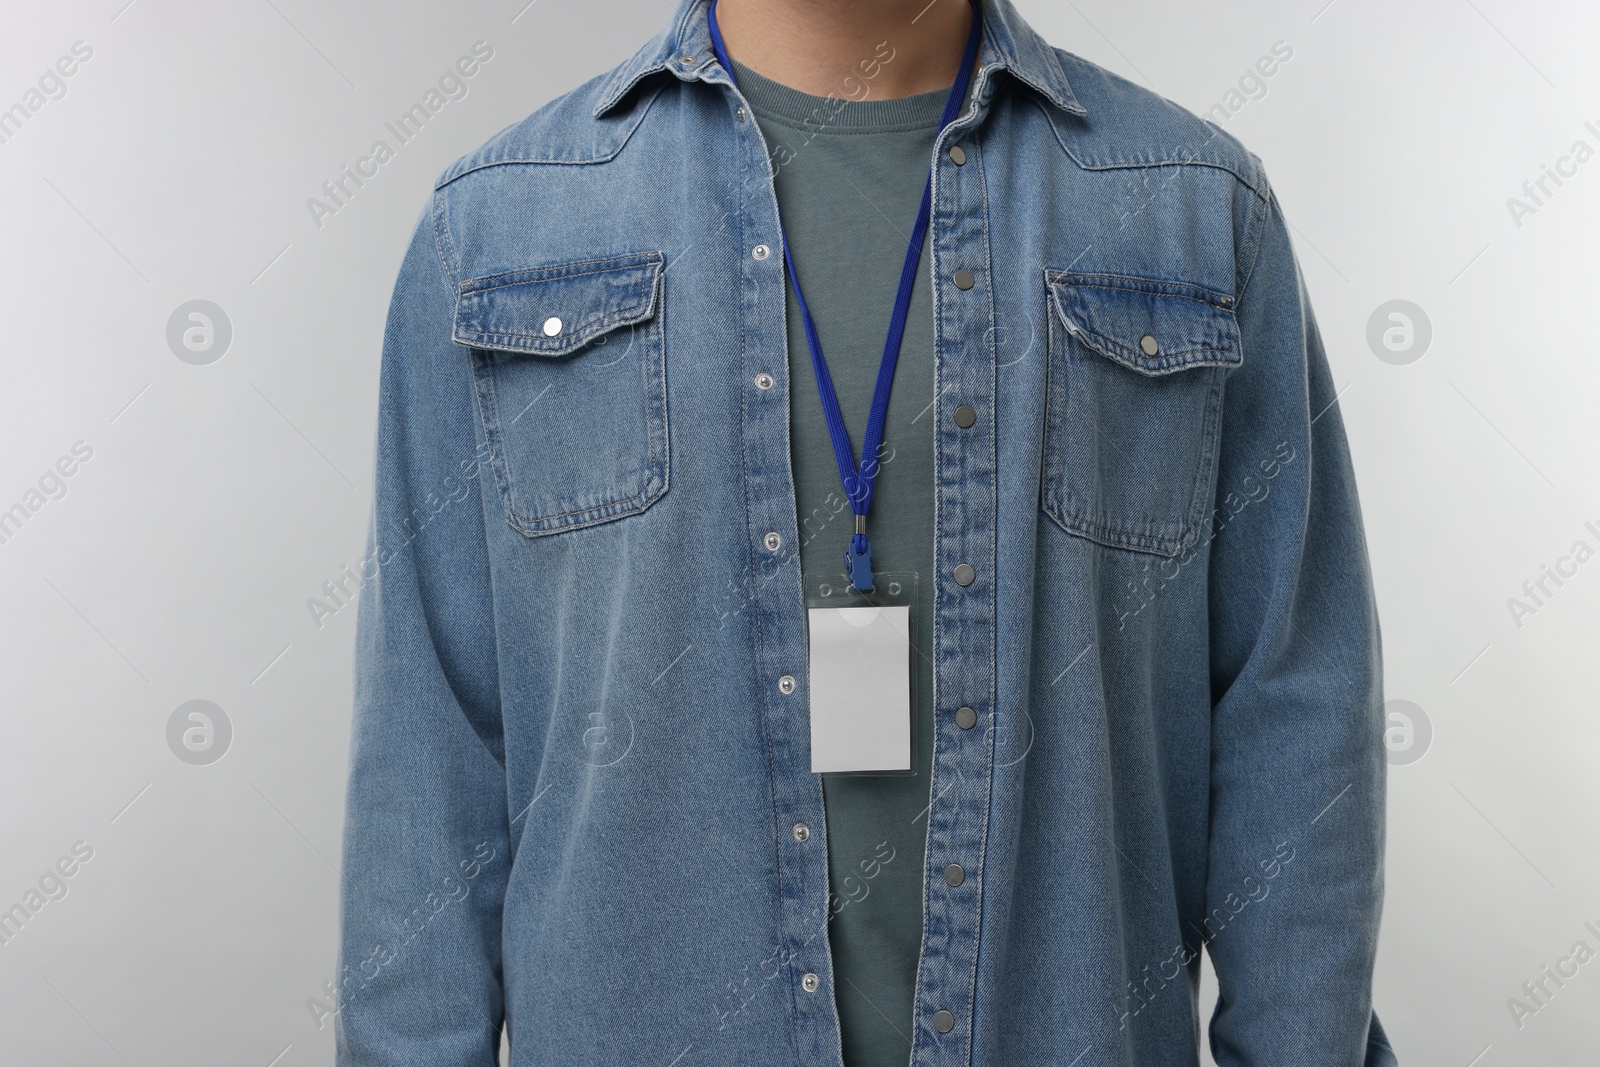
712, 0, 976, 99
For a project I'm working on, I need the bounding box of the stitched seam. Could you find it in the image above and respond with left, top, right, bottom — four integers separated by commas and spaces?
1047, 277, 1233, 309
1030, 84, 1271, 201
462, 307, 654, 349
1075, 331, 1237, 361
439, 82, 668, 188
431, 187, 461, 291
1055, 493, 1186, 552
1056, 514, 1188, 556
1178, 367, 1229, 545
1064, 154, 1267, 198
1058, 320, 1240, 371
1085, 346, 1239, 371
1043, 110, 1270, 198
1233, 181, 1275, 312
506, 480, 661, 529
646, 267, 670, 498
462, 253, 664, 293
965, 122, 999, 1067
469, 357, 519, 532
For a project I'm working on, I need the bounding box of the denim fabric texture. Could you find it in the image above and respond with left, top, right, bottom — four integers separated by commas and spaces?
335, 0, 1396, 1063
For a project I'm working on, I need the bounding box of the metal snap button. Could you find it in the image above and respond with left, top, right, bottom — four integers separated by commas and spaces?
801, 972, 820, 992
955, 706, 977, 730
778, 675, 796, 694
764, 531, 782, 551
755, 372, 774, 390
952, 268, 975, 290
1139, 334, 1159, 356
953, 563, 976, 586
943, 863, 966, 887
932, 1009, 956, 1033
753, 244, 771, 260
792, 822, 810, 842
542, 316, 563, 337
953, 403, 977, 428
948, 144, 967, 165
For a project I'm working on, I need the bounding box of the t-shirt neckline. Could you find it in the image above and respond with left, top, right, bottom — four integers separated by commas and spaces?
729, 56, 954, 133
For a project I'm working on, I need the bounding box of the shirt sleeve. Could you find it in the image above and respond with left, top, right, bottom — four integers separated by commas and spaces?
1202, 172, 1398, 1067
334, 188, 511, 1065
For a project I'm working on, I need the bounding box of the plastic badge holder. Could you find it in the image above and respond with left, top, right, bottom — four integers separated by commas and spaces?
804, 570, 921, 777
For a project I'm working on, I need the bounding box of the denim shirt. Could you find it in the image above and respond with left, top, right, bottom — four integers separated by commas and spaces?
335, 0, 1396, 1064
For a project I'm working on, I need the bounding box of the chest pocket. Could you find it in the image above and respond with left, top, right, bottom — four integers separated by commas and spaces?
453, 251, 668, 537
1041, 271, 1242, 557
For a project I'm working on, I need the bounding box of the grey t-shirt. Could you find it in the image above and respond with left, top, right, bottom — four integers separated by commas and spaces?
733, 56, 968, 1067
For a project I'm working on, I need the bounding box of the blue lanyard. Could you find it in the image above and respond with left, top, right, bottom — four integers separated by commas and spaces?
707, 0, 983, 593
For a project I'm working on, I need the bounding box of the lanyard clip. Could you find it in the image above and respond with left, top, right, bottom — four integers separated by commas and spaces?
845, 520, 874, 594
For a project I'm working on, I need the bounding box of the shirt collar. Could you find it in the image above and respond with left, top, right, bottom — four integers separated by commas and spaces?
591, 0, 1085, 119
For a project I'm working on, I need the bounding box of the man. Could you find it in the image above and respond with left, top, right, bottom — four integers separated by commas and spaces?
335, 0, 1397, 1064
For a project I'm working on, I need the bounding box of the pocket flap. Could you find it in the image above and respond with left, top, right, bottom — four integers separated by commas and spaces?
1046, 271, 1242, 376
453, 251, 664, 356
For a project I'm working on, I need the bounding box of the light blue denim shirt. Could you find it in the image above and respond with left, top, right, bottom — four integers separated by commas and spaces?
335, 0, 1396, 1064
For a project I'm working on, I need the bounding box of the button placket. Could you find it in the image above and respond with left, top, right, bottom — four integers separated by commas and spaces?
728, 68, 839, 1065
915, 66, 998, 1066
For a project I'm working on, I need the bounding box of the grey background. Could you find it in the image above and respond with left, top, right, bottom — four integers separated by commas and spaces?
2, 1, 1596, 1064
